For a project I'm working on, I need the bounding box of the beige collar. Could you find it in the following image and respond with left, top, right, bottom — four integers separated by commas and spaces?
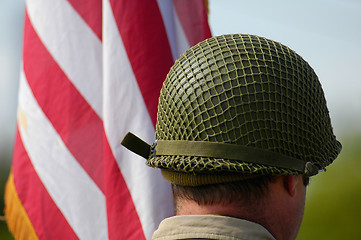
152, 214, 276, 240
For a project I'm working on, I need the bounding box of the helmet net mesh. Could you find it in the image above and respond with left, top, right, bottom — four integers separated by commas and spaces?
147, 34, 341, 175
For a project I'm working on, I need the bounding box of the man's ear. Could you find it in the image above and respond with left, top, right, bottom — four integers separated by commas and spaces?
283, 175, 300, 197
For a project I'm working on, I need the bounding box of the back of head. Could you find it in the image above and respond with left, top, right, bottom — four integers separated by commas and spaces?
122, 34, 341, 187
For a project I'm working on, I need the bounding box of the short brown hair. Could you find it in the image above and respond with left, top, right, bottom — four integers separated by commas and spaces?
172, 175, 275, 207
172, 175, 309, 210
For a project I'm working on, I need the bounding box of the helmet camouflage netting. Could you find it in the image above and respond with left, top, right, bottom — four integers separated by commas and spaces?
121, 34, 341, 185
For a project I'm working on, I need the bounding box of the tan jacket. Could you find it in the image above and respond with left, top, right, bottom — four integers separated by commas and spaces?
152, 214, 276, 240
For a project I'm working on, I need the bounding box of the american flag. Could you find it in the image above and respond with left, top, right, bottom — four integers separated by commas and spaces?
5, 0, 211, 239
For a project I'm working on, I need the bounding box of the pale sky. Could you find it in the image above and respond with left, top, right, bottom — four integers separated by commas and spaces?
208, 0, 361, 136
1, 0, 360, 159
0, 0, 24, 155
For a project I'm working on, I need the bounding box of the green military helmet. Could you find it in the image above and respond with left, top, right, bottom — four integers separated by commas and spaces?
121, 34, 341, 186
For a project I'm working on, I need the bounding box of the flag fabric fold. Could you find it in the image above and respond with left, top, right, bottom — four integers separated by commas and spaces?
5, 0, 211, 239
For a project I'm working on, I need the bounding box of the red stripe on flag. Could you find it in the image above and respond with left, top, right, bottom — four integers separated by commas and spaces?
23, 11, 145, 239
23, 12, 105, 192
173, 0, 212, 47
12, 129, 78, 240
109, 0, 174, 126
104, 143, 146, 240
67, 0, 103, 40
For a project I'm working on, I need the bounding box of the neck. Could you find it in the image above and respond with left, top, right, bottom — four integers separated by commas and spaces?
176, 175, 306, 240
176, 198, 277, 236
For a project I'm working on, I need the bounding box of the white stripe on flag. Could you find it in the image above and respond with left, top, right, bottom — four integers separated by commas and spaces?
26, 0, 103, 117
157, 0, 190, 61
102, 1, 174, 239
18, 70, 108, 240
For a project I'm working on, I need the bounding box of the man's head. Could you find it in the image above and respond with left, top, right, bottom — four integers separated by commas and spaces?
121, 33, 341, 239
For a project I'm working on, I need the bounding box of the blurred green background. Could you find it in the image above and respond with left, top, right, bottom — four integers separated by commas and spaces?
297, 134, 361, 240
0, 152, 13, 240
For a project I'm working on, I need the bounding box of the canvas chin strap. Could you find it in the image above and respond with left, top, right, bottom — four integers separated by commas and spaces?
121, 132, 320, 176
